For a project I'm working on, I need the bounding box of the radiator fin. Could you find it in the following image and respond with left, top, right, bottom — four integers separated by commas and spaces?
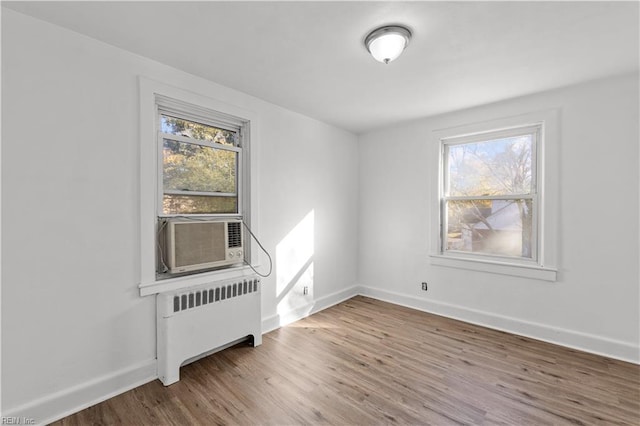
171, 278, 260, 314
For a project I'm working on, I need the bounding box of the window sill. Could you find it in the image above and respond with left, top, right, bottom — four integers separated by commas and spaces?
139, 265, 258, 296
429, 254, 557, 281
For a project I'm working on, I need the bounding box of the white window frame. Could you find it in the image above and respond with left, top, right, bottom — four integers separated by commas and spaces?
156, 99, 244, 218
430, 110, 559, 281
138, 77, 261, 296
441, 125, 540, 264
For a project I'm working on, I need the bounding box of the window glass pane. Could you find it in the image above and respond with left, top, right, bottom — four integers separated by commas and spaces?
446, 199, 533, 258
161, 115, 236, 146
447, 134, 532, 196
163, 139, 236, 194
163, 194, 237, 215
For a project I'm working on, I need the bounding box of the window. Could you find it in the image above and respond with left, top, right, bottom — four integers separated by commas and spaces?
442, 126, 539, 262
139, 77, 259, 295
159, 113, 241, 216
430, 110, 559, 281
154, 98, 248, 278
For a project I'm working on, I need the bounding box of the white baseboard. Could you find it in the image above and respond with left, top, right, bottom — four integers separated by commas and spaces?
2, 359, 157, 425
262, 285, 360, 334
357, 284, 639, 365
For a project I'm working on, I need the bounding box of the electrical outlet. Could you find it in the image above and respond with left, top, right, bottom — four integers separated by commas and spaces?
303, 286, 309, 295
421, 282, 428, 291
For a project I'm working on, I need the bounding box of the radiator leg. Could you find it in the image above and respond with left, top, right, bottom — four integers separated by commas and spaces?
250, 333, 262, 347
158, 356, 181, 386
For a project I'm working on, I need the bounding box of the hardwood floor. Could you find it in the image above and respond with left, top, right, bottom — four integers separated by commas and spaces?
53, 296, 639, 425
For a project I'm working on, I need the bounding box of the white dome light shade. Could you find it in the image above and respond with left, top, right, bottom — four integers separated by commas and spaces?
365, 26, 412, 64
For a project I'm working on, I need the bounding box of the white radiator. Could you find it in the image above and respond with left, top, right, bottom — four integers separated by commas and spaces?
156, 276, 262, 386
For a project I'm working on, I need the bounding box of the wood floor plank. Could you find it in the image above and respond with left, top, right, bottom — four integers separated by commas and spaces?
52, 296, 639, 425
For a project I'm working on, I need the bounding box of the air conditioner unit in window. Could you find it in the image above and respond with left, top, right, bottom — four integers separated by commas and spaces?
166, 219, 244, 273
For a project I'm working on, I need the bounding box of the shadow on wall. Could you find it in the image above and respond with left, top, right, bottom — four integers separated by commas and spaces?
275, 210, 315, 325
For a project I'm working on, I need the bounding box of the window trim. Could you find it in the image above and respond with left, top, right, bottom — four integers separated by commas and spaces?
138, 77, 261, 296
430, 109, 559, 281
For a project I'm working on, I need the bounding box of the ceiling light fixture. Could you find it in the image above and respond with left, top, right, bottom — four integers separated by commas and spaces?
364, 25, 412, 64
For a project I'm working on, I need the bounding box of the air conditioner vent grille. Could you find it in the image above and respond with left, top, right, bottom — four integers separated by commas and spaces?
227, 222, 242, 248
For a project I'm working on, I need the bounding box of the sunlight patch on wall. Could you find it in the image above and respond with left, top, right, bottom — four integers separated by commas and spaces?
276, 210, 314, 319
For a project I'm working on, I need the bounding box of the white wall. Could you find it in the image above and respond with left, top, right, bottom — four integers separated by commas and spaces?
1, 9, 358, 421
358, 72, 639, 363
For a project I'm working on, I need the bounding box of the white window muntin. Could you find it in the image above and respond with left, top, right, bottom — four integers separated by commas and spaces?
440, 124, 541, 264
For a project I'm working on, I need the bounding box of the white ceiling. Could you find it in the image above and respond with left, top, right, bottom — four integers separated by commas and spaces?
4, 1, 639, 134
